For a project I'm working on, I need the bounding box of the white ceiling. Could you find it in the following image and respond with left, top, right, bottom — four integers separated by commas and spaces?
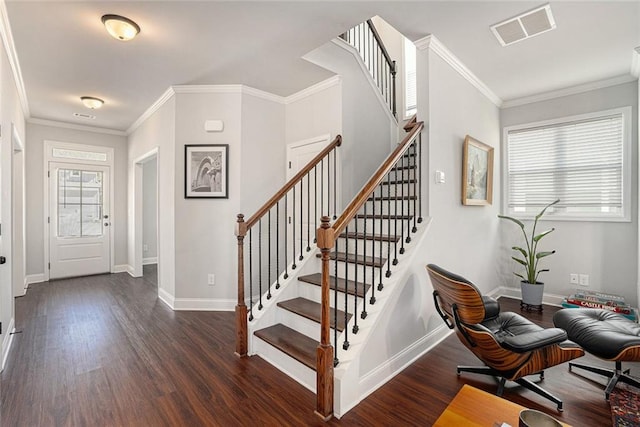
4, 1, 639, 132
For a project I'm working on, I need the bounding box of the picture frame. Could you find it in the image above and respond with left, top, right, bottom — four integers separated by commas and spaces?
185, 144, 229, 198
462, 135, 493, 206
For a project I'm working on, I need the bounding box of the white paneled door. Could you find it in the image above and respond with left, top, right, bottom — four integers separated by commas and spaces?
49, 162, 110, 279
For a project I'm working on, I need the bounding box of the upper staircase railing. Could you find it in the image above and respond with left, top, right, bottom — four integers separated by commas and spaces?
315, 118, 424, 418
235, 135, 342, 357
340, 19, 397, 118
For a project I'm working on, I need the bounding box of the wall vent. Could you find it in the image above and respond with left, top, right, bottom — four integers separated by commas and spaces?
491, 4, 556, 47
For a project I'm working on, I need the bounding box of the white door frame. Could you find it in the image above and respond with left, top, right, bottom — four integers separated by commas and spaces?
11, 124, 25, 296
133, 148, 159, 279
43, 141, 115, 282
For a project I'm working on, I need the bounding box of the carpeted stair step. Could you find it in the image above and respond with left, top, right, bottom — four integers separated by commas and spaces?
278, 297, 351, 332
298, 273, 371, 298
316, 251, 386, 268
254, 324, 317, 370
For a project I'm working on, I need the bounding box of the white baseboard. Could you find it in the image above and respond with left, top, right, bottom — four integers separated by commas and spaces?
488, 286, 566, 307
158, 288, 175, 309
25, 273, 45, 286
347, 325, 452, 416
143, 257, 157, 265
1, 317, 15, 372
112, 264, 129, 274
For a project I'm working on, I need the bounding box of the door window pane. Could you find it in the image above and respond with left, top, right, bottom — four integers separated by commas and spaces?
57, 169, 104, 237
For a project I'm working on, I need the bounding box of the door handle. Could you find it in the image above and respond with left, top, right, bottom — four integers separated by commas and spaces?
0, 256, 6, 264
104, 215, 109, 219
104, 223, 109, 227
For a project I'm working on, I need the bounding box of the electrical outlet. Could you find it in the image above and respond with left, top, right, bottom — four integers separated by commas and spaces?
143, 244, 148, 252
208, 274, 215, 286
570, 274, 579, 285
578, 274, 589, 287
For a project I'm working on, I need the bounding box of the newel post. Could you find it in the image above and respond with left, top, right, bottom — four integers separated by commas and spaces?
235, 214, 248, 357
315, 216, 335, 420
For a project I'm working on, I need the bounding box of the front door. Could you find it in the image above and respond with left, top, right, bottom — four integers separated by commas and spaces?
49, 162, 110, 279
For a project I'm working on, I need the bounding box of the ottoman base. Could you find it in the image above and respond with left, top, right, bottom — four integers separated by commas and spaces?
569, 360, 640, 400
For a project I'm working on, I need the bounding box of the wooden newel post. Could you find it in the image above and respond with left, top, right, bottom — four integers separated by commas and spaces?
315, 216, 335, 420
235, 214, 248, 357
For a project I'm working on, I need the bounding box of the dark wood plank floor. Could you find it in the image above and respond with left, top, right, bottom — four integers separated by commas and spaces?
1, 271, 632, 426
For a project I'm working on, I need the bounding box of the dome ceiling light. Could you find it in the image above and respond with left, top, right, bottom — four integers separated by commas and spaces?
101, 14, 140, 41
81, 96, 104, 109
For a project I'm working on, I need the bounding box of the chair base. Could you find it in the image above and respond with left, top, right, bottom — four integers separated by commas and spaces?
457, 365, 563, 411
569, 361, 640, 400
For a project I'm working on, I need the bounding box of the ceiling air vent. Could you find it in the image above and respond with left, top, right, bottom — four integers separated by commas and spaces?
491, 4, 556, 47
73, 112, 96, 120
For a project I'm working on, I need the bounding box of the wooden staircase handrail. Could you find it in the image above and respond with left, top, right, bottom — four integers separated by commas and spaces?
365, 19, 396, 75
240, 134, 342, 234
331, 121, 423, 236
403, 114, 417, 133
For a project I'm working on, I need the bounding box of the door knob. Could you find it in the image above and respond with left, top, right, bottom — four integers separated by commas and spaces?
104, 223, 109, 227
0, 256, 6, 264
104, 215, 109, 219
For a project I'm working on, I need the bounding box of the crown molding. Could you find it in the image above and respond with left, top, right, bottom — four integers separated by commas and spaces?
631, 46, 640, 78
241, 85, 286, 104
127, 87, 176, 135
501, 74, 637, 109
285, 75, 341, 105
172, 84, 242, 94
414, 34, 502, 107
0, 0, 29, 118
28, 117, 126, 136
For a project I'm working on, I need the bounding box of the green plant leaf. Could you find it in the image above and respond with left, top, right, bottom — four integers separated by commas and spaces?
536, 250, 556, 259
535, 199, 560, 220
533, 228, 555, 242
498, 215, 524, 229
514, 273, 525, 280
512, 246, 528, 258
511, 257, 527, 266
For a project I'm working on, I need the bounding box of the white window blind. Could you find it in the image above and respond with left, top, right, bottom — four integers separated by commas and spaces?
404, 38, 417, 117
506, 109, 629, 220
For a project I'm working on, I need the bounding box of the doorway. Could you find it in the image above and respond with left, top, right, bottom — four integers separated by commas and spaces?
132, 148, 159, 286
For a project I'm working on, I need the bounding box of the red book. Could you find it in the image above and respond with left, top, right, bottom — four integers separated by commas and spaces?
565, 298, 632, 314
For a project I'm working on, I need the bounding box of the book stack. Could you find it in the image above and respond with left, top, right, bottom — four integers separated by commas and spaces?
562, 290, 637, 321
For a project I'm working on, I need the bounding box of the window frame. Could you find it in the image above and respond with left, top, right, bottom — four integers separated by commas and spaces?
502, 106, 632, 222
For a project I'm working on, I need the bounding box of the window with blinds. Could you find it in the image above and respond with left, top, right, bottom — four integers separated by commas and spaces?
504, 107, 631, 221
404, 37, 417, 117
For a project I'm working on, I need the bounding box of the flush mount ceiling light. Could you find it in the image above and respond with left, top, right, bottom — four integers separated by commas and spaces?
491, 4, 556, 47
80, 96, 104, 109
101, 14, 140, 41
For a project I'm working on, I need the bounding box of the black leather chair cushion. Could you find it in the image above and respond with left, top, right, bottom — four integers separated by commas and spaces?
476, 312, 568, 353
482, 296, 500, 320
553, 309, 640, 360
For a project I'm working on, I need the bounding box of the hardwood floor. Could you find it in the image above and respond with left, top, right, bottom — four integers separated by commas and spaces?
1, 272, 632, 426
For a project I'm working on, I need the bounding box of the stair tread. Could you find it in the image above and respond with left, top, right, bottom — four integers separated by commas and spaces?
278, 297, 351, 332
254, 324, 317, 370
368, 195, 417, 201
391, 165, 416, 171
299, 273, 371, 298
338, 232, 400, 242
381, 179, 417, 185
316, 251, 386, 267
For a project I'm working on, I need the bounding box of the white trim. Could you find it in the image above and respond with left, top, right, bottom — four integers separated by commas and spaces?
331, 38, 397, 125
112, 264, 129, 273
25, 273, 45, 285
127, 87, 176, 135
172, 298, 236, 311
158, 287, 175, 309
502, 106, 632, 222
348, 325, 451, 417
133, 148, 159, 278
0, 0, 29, 118
502, 74, 638, 108
142, 257, 157, 265
487, 286, 566, 307
1, 318, 15, 372
242, 86, 286, 104
28, 117, 126, 136
173, 84, 242, 95
631, 47, 640, 78
285, 75, 341, 104
414, 35, 502, 107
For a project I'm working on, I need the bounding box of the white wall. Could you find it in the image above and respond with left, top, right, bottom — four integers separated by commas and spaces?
128, 96, 176, 297
0, 31, 26, 367
501, 82, 639, 304
24, 123, 128, 276
304, 40, 397, 207
371, 16, 405, 122
142, 159, 157, 261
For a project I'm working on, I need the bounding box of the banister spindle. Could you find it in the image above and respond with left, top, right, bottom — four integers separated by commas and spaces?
276, 202, 281, 288
267, 212, 272, 300
411, 142, 418, 234
343, 225, 350, 351
258, 219, 263, 310
385, 172, 392, 280
306, 174, 311, 252
392, 165, 399, 266
299, 179, 304, 261
333, 148, 337, 219
399, 155, 406, 255
284, 194, 289, 279
249, 228, 254, 319
353, 218, 359, 334
314, 166, 318, 243
418, 133, 423, 224
292, 186, 297, 269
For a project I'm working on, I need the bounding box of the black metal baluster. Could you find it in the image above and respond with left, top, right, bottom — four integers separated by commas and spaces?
418, 133, 423, 224
392, 164, 399, 266
299, 178, 304, 261
248, 228, 254, 320
370, 186, 377, 305
333, 148, 337, 219
306, 173, 311, 252
385, 172, 392, 280
412, 142, 418, 234
267, 211, 272, 300
334, 238, 339, 366
314, 165, 318, 243
284, 194, 289, 279
353, 219, 359, 334
400, 153, 406, 255
276, 201, 281, 288
258, 219, 263, 310
321, 160, 324, 217
361, 199, 368, 319
292, 186, 297, 270
343, 226, 350, 350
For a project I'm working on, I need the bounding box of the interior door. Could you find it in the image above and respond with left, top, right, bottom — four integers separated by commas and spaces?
49, 162, 110, 279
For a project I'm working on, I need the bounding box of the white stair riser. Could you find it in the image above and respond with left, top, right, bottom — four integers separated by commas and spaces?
276, 307, 339, 347
253, 337, 316, 392
297, 280, 369, 313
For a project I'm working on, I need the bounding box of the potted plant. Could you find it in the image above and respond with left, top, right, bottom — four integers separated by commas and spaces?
498, 199, 559, 308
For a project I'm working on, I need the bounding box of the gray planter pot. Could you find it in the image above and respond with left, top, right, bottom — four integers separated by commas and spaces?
521, 281, 544, 306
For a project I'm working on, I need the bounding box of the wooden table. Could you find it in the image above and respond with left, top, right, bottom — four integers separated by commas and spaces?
434, 385, 570, 426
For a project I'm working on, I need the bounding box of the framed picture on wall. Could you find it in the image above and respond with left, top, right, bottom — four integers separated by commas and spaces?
462, 135, 493, 206
185, 144, 229, 198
